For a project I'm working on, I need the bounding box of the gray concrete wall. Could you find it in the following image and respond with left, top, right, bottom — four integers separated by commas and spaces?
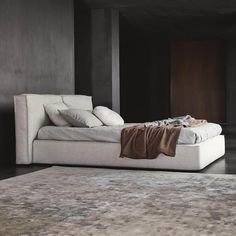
75, 7, 120, 112
75, 0, 92, 96
91, 8, 120, 112
0, 0, 74, 164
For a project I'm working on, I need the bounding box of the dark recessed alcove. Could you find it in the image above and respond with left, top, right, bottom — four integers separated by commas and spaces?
120, 18, 170, 122
119, 6, 236, 124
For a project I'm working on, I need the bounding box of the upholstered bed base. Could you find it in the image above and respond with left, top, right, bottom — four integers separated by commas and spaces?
33, 135, 225, 171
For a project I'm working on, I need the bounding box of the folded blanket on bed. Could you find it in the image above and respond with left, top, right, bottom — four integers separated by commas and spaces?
185, 119, 207, 127
120, 125, 181, 159
145, 115, 207, 128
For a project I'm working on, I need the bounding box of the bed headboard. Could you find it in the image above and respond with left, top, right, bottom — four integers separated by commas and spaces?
14, 94, 92, 164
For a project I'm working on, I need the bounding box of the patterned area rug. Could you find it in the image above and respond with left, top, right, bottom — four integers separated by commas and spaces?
0, 166, 236, 236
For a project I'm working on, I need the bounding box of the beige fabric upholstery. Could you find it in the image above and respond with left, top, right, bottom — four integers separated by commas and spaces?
93, 106, 124, 126
62, 95, 93, 111
44, 102, 70, 126
33, 135, 225, 171
60, 109, 103, 128
14, 94, 93, 164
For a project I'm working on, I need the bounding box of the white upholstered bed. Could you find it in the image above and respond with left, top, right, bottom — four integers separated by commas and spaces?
14, 94, 225, 170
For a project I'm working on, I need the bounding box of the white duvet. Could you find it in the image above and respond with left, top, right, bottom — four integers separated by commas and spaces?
38, 123, 222, 145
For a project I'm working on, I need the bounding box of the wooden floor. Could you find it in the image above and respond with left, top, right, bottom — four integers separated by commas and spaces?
0, 151, 236, 181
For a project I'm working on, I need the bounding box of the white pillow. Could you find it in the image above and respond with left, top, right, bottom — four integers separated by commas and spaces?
62, 95, 93, 111
93, 106, 124, 126
59, 109, 103, 128
44, 102, 70, 126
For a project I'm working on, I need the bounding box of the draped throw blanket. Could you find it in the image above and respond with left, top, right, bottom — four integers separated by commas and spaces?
120, 117, 207, 159
120, 125, 181, 159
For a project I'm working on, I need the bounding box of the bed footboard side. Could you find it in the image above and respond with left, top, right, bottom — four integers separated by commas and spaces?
14, 95, 30, 164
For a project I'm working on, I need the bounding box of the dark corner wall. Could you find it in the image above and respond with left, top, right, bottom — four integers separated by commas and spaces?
120, 19, 170, 122
0, 0, 74, 164
225, 40, 236, 125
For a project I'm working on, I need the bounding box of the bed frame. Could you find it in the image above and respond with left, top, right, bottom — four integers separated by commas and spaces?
14, 94, 225, 170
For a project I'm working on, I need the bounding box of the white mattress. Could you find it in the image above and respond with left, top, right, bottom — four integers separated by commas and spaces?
38, 123, 222, 144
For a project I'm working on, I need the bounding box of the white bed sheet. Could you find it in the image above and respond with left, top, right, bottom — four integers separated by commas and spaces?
38, 123, 222, 144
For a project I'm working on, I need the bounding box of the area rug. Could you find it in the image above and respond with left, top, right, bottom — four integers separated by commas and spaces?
0, 167, 236, 236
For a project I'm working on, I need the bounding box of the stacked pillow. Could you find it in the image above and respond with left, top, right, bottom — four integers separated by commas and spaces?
93, 106, 124, 126
60, 109, 102, 128
44, 100, 124, 128
44, 102, 70, 127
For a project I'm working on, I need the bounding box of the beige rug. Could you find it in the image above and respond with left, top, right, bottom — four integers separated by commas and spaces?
0, 166, 236, 236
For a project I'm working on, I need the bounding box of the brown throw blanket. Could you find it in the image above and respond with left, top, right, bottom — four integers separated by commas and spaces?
120, 125, 181, 159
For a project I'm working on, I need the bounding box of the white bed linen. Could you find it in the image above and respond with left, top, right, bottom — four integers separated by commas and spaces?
38, 123, 222, 144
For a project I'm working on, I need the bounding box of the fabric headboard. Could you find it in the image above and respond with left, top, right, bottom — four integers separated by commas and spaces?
14, 94, 93, 164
